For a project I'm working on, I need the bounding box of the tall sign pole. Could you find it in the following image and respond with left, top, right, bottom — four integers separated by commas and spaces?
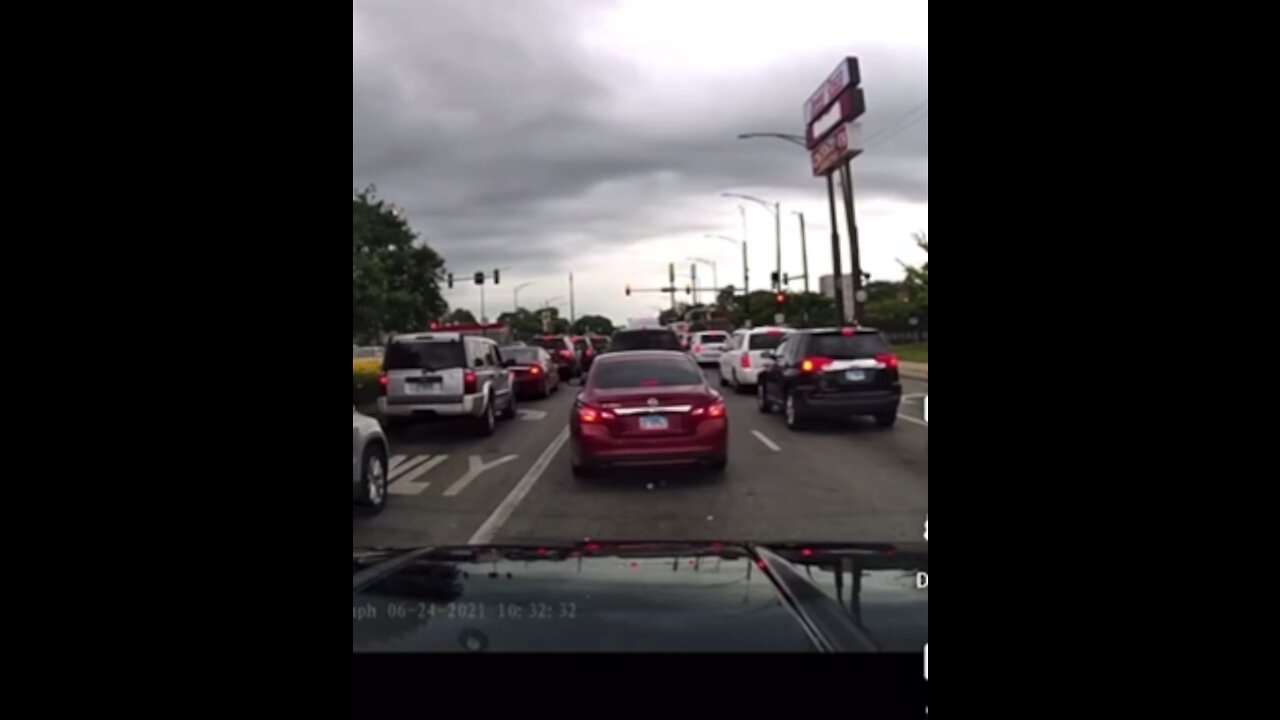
804, 57, 866, 326
826, 174, 846, 323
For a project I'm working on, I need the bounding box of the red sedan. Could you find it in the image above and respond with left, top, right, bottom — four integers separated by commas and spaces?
501, 345, 560, 399
570, 351, 728, 477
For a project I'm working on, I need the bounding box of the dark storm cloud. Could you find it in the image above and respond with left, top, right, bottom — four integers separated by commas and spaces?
353, 0, 927, 277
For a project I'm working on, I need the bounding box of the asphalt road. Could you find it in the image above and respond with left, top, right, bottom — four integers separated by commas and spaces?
353, 369, 928, 548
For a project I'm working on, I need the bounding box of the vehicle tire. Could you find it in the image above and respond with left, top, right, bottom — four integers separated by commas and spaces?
475, 394, 497, 436
541, 378, 552, 398
355, 444, 388, 512
757, 380, 773, 414
571, 448, 594, 479
501, 391, 517, 420
875, 410, 898, 429
785, 390, 808, 431
733, 370, 751, 395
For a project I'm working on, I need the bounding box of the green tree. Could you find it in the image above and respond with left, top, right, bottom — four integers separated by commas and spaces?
572, 315, 616, 336
446, 308, 478, 324
353, 188, 447, 344
899, 231, 928, 316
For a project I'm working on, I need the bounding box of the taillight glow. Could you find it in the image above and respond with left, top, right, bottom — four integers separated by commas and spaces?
877, 353, 901, 370
693, 344, 703, 354
530, 365, 543, 376
561, 350, 573, 360
464, 371, 478, 394
801, 548, 814, 558
740, 354, 752, 369
801, 356, 834, 373
577, 404, 616, 424
841, 327, 857, 337
692, 399, 727, 419
378, 374, 389, 395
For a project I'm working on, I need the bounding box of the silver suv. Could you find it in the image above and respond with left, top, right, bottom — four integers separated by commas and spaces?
378, 333, 517, 435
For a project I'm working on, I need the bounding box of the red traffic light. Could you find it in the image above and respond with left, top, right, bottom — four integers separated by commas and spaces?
775, 293, 787, 304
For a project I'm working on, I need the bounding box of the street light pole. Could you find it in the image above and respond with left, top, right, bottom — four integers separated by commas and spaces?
724, 193, 782, 291
687, 258, 718, 298
513, 282, 535, 312
569, 273, 576, 327
706, 234, 749, 319
793, 212, 811, 295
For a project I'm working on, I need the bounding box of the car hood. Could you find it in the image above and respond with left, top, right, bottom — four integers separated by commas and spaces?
353, 542, 927, 653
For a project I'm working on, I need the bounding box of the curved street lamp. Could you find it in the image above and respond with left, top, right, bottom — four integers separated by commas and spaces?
723, 193, 782, 290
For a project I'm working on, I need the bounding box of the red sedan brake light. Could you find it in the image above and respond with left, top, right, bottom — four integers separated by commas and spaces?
876, 353, 901, 370
801, 356, 834, 374
530, 365, 543, 376
691, 399, 726, 419
577, 404, 616, 424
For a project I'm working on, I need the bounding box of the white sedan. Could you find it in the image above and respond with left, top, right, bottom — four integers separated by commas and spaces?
718, 327, 789, 393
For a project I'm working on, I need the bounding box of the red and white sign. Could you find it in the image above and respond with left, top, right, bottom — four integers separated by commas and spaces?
806, 86, 866, 149
803, 57, 862, 128
811, 121, 863, 177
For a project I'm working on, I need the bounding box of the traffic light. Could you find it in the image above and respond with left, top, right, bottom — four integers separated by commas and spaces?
776, 292, 788, 306
783, 273, 790, 286
474, 272, 485, 286
625, 284, 632, 297
770, 271, 780, 287
447, 273, 454, 289
493, 269, 501, 285
685, 285, 693, 296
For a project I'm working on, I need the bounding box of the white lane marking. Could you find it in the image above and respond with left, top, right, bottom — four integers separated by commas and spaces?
469, 427, 570, 545
897, 414, 928, 427
443, 454, 519, 498
751, 430, 782, 453
388, 455, 448, 495
389, 455, 408, 470
902, 393, 926, 404
518, 409, 548, 421
388, 455, 431, 479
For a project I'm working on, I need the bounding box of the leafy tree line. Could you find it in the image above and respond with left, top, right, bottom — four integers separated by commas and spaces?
352, 188, 447, 345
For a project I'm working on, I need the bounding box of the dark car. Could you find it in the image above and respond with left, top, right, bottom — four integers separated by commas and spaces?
756, 327, 902, 430
353, 541, 928, 653
529, 335, 581, 381
570, 351, 728, 477
500, 345, 559, 399
606, 327, 683, 353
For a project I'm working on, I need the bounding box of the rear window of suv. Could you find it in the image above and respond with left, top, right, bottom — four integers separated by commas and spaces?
609, 330, 683, 352
594, 358, 705, 389
808, 333, 892, 358
697, 333, 728, 344
747, 333, 787, 351
385, 340, 466, 371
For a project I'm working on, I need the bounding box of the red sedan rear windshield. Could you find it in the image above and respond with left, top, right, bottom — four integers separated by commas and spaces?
594, 359, 705, 389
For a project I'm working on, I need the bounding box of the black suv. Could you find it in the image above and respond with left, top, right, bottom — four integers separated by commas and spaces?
530, 335, 581, 380
606, 328, 683, 353
756, 328, 902, 430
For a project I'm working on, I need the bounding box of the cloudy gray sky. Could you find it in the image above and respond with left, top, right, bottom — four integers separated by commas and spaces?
354, 0, 928, 323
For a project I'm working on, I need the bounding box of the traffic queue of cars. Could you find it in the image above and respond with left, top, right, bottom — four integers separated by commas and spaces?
355, 323, 904, 512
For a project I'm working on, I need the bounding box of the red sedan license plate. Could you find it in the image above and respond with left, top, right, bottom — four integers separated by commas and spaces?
640, 415, 669, 431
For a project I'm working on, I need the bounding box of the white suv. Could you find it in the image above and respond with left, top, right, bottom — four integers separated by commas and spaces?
718, 327, 789, 392
378, 333, 517, 435
689, 331, 730, 366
